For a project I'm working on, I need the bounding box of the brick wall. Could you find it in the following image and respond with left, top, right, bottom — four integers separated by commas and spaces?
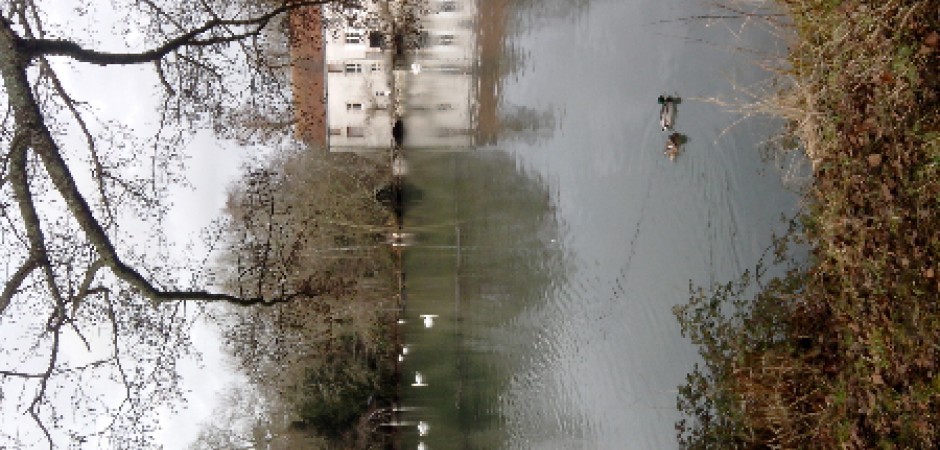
289, 6, 327, 148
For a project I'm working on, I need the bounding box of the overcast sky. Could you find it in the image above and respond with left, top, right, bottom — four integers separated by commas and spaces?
59, 57, 256, 450
19, 1, 263, 447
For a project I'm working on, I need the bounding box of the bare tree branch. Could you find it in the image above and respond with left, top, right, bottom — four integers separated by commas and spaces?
28, 316, 64, 450
0, 1, 375, 445
69, 259, 105, 315
6, 134, 52, 308
3, 15, 343, 307
0, 358, 112, 379
0, 254, 39, 313
14, 1, 331, 65
36, 60, 117, 227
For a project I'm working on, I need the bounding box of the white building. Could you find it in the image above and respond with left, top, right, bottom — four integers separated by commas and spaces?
400, 0, 477, 150
324, 8, 395, 151
306, 0, 483, 152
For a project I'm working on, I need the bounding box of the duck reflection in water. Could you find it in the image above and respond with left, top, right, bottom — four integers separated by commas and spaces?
412, 371, 428, 386
664, 132, 688, 161
418, 443, 427, 450
420, 314, 438, 328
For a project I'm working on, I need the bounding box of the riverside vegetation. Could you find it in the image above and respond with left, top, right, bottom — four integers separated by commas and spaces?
674, 0, 940, 448
188, 146, 402, 450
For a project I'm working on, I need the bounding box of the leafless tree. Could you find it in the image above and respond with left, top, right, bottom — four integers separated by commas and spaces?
0, 0, 372, 447
203, 143, 397, 443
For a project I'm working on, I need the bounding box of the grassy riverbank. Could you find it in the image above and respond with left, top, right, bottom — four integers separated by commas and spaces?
675, 0, 940, 448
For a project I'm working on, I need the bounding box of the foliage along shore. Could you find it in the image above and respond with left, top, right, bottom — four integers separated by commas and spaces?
195, 147, 403, 449
674, 0, 940, 448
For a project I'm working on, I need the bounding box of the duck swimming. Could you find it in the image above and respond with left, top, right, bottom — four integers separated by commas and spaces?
658, 95, 677, 131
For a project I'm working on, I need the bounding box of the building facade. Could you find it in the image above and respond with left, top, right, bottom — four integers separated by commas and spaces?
291, 0, 494, 152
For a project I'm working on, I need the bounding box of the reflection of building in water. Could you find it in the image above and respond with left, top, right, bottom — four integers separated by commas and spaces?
474, 0, 509, 146
400, 0, 477, 149
290, 0, 506, 151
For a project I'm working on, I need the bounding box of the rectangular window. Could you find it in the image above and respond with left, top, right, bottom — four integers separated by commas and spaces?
438, 64, 463, 74
345, 32, 362, 44
417, 31, 430, 49
347, 127, 366, 137
327, 63, 344, 73
439, 34, 455, 46
371, 63, 383, 72
440, 0, 458, 12
345, 63, 363, 73
346, 103, 363, 111
329, 128, 342, 136
369, 31, 384, 48
437, 127, 471, 137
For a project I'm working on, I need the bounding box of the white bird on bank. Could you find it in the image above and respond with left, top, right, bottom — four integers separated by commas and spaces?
417, 421, 430, 436
412, 371, 428, 387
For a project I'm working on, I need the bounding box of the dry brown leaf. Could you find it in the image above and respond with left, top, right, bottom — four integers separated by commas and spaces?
881, 184, 894, 201
879, 71, 894, 84
924, 30, 939, 48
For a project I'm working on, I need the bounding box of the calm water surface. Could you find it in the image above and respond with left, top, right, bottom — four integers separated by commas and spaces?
397, 0, 799, 448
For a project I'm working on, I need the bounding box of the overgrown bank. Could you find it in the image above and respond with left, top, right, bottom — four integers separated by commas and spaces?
675, 0, 940, 448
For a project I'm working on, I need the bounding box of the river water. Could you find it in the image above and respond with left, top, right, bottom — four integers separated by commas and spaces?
395, 0, 801, 448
